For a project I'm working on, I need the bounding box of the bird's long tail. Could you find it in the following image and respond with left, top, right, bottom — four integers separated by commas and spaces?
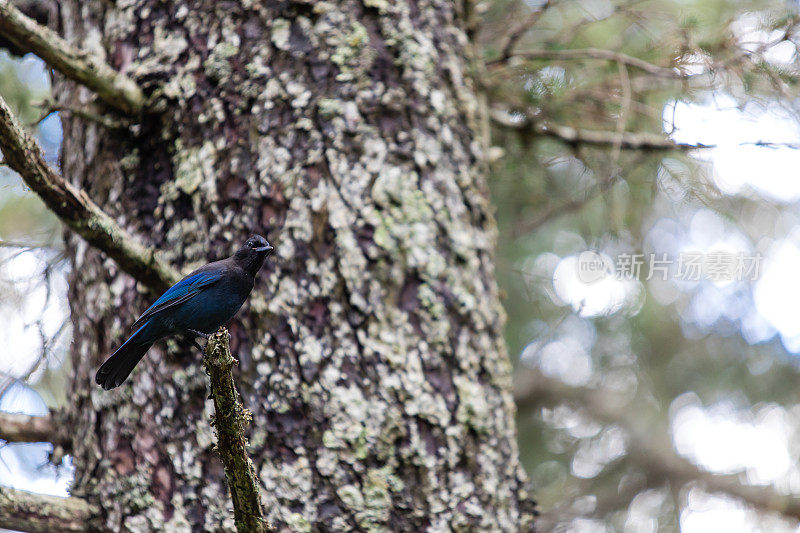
95, 324, 154, 390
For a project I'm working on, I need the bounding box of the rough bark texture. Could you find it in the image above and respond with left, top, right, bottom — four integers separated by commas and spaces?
56, 1, 534, 531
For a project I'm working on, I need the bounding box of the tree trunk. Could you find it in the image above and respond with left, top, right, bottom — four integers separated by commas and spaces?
56, 1, 535, 530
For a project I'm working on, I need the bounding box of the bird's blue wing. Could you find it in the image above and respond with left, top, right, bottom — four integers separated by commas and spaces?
130, 271, 222, 329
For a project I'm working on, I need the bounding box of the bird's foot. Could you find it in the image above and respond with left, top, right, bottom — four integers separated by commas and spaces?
187, 330, 211, 354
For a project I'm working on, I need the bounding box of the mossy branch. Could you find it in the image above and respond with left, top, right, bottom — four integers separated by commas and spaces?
203, 328, 273, 533
0, 93, 180, 293
0, 0, 146, 114
0, 486, 97, 533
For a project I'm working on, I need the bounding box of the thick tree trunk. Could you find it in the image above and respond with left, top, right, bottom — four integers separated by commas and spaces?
56, 1, 534, 530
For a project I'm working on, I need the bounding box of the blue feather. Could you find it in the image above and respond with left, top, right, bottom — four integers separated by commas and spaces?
130, 271, 222, 329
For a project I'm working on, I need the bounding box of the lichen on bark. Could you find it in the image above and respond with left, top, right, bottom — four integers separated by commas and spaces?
56, 0, 535, 530
203, 328, 272, 533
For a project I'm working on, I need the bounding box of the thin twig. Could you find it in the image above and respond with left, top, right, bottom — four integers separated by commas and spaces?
494, 0, 555, 63
490, 107, 713, 151
739, 140, 800, 149
488, 47, 689, 78
514, 184, 606, 236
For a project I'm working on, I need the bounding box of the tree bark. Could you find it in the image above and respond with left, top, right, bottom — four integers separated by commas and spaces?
56, 1, 534, 530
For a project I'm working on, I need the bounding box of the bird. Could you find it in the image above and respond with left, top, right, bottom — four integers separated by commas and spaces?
95, 234, 274, 390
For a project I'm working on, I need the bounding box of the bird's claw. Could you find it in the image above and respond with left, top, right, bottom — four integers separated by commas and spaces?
186, 330, 211, 354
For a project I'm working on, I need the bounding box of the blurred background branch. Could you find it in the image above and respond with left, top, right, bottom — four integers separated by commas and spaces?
0, 486, 95, 532
489, 107, 712, 150
488, 48, 689, 78
479, 0, 800, 529
0, 0, 144, 113
0, 412, 64, 446
516, 370, 800, 523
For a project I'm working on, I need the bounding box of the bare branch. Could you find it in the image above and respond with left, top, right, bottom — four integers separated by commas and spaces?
0, 486, 97, 533
514, 184, 606, 236
488, 48, 688, 79
0, 0, 145, 114
0, 94, 179, 293
740, 140, 800, 150
203, 329, 273, 533
0, 412, 68, 448
30, 98, 130, 129
514, 371, 800, 520
490, 107, 713, 151
495, 0, 555, 63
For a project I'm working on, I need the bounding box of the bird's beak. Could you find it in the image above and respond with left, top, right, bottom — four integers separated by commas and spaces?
254, 245, 273, 253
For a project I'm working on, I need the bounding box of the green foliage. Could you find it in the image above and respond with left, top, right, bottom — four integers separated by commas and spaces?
481, 0, 800, 528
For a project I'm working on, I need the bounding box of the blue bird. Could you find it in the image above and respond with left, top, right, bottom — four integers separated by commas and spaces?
96, 235, 274, 390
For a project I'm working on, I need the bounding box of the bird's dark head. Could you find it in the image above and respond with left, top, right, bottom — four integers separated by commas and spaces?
234, 234, 273, 275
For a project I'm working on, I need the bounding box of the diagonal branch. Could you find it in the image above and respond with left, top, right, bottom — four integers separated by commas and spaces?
514, 370, 800, 520
0, 0, 145, 114
495, 0, 555, 63
0, 94, 179, 292
0, 486, 97, 533
30, 98, 131, 129
490, 107, 713, 151
513, 181, 606, 237
0, 412, 69, 448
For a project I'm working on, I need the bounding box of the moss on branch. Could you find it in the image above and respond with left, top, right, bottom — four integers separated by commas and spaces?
0, 93, 179, 292
203, 328, 273, 533
0, 0, 146, 114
